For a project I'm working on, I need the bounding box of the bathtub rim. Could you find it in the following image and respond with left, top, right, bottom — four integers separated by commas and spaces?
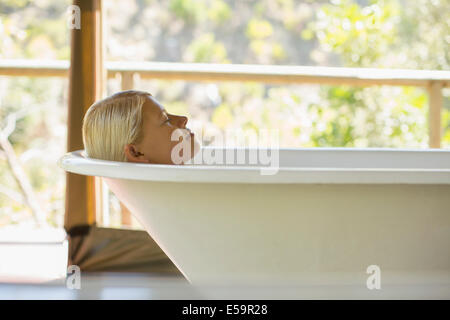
57, 148, 450, 185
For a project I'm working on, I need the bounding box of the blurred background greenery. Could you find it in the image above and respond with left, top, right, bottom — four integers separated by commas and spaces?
0, 0, 449, 228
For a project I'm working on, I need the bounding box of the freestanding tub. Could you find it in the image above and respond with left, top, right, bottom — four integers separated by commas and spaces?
58, 147, 450, 290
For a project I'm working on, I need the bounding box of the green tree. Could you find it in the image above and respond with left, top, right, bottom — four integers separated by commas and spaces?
301, 0, 446, 147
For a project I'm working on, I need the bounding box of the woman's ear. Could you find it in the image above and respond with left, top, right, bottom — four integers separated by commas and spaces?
124, 144, 149, 163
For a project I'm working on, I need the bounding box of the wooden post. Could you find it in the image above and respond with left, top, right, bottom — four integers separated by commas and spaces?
428, 81, 442, 149
65, 0, 104, 231
119, 71, 134, 227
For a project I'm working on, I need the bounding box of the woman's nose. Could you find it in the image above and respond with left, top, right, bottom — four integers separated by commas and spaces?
176, 115, 188, 128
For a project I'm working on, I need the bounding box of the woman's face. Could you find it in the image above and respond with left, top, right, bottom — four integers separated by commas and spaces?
124, 95, 200, 164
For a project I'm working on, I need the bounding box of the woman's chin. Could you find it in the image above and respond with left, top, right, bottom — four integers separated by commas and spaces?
181, 137, 200, 164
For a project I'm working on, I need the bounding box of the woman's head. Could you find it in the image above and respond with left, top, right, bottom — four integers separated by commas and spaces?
82, 90, 200, 164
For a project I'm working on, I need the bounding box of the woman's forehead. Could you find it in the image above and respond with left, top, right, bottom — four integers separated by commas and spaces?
143, 95, 165, 119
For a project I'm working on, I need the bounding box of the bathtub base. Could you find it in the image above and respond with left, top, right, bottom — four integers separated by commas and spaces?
104, 179, 450, 287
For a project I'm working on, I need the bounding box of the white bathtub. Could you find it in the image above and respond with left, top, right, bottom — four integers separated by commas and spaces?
58, 147, 450, 290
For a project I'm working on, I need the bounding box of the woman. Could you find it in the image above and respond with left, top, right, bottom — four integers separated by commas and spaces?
82, 90, 200, 164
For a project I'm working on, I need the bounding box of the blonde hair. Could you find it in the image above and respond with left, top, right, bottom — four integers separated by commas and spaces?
82, 90, 151, 162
